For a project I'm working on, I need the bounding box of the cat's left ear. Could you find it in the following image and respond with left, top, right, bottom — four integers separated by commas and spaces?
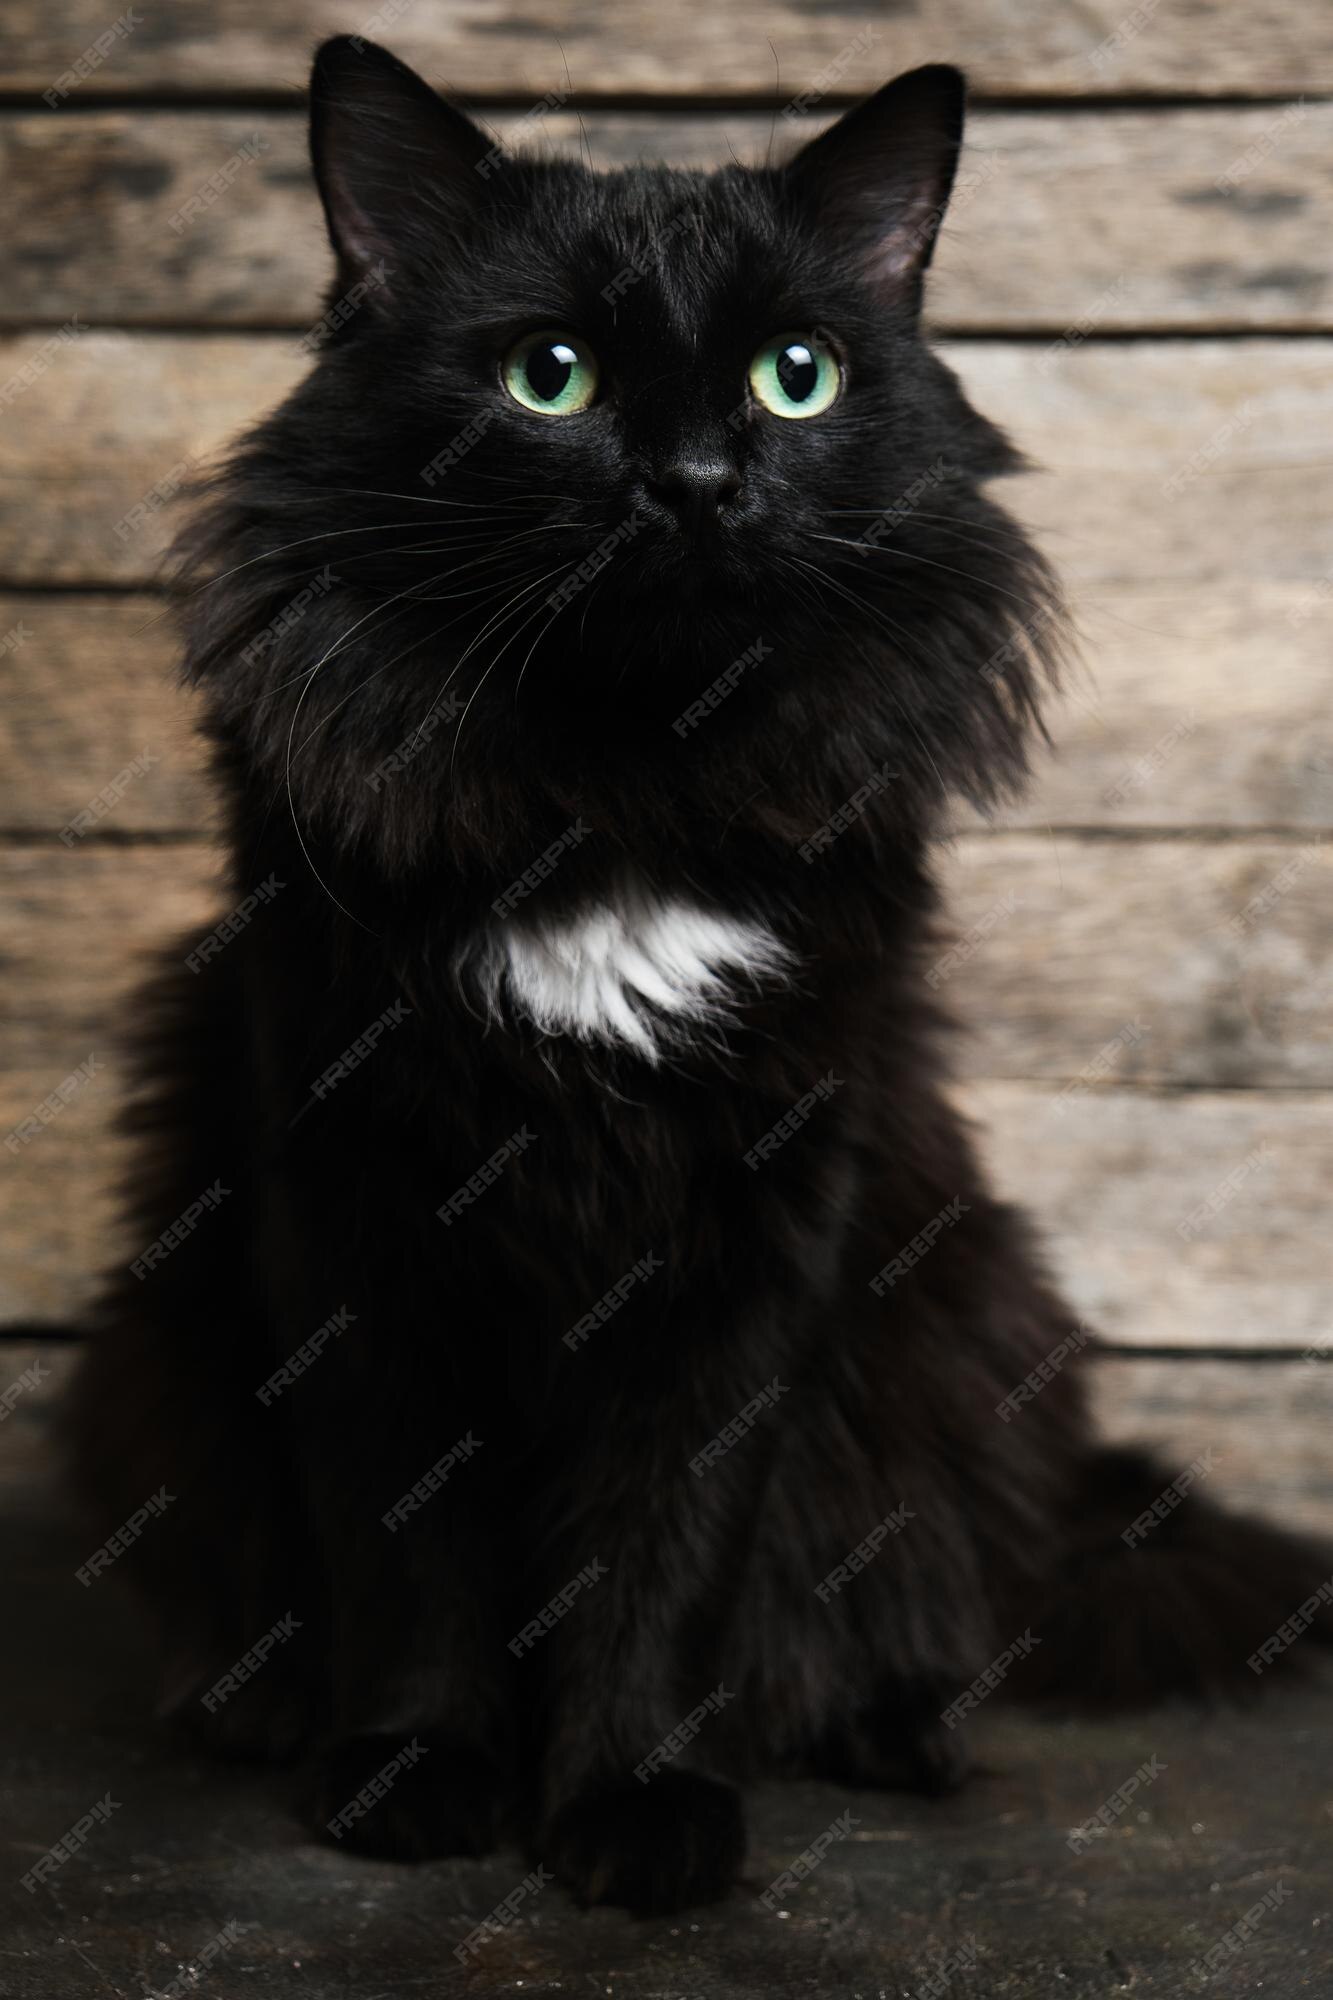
787, 65, 965, 293
309, 36, 498, 296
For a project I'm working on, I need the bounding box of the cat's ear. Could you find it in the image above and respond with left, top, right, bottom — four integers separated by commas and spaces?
309, 36, 497, 294
787, 65, 965, 292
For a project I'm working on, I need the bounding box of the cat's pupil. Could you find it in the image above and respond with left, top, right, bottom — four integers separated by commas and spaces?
776, 343, 818, 402
526, 341, 577, 402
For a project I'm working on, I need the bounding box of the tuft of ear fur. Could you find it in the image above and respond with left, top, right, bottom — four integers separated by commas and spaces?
787, 65, 966, 295
309, 35, 497, 294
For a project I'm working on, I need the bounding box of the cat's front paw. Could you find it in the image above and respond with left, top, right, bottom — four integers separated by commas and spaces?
312, 1733, 507, 1860
544, 1770, 746, 1914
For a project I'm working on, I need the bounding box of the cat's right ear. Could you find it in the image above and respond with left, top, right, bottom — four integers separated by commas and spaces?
786, 65, 965, 297
309, 37, 497, 296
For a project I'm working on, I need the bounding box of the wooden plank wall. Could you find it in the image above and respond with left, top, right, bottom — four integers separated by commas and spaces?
1, 3, 1330, 1522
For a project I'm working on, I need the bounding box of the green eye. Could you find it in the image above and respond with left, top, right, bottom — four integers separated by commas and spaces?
502, 330, 599, 415
748, 333, 841, 419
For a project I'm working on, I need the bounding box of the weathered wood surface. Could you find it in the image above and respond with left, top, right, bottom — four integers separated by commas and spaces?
4, 334, 1331, 586
4, 0, 1330, 98
4, 583, 1332, 835
971, 1081, 1333, 1355
5, 105, 1331, 332
2, 1344, 1332, 1998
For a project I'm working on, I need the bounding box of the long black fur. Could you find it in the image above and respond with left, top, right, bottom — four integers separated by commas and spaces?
66, 41, 1332, 1914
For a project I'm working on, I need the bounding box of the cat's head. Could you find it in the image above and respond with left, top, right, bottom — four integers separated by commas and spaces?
181, 38, 1060, 894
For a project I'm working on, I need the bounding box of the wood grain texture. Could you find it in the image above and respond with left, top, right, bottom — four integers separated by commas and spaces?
969, 1080, 1333, 1353
3, 105, 1330, 332
2, 334, 1331, 588
6, 0, 1333, 98
4, 586, 1332, 834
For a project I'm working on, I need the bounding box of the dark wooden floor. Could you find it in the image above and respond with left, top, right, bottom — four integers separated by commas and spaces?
2, 1365, 1330, 1999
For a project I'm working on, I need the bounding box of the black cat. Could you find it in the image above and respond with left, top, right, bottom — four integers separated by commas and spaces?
67, 39, 1331, 1914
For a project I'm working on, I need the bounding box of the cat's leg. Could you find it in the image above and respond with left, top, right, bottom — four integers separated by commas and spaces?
264, 1155, 519, 1860
529, 1311, 788, 1914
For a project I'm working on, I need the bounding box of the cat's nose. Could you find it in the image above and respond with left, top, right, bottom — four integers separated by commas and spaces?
647, 456, 742, 535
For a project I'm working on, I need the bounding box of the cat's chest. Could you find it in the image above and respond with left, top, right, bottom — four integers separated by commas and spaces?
457, 881, 792, 1063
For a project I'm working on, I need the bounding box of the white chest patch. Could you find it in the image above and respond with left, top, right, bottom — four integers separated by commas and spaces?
461, 887, 793, 1062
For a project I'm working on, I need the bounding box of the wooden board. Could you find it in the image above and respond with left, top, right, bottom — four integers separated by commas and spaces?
4, 580, 1333, 835
970, 1081, 1333, 1354
4, 105, 1331, 333
3, 335, 1331, 587
2, 0, 1329, 99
